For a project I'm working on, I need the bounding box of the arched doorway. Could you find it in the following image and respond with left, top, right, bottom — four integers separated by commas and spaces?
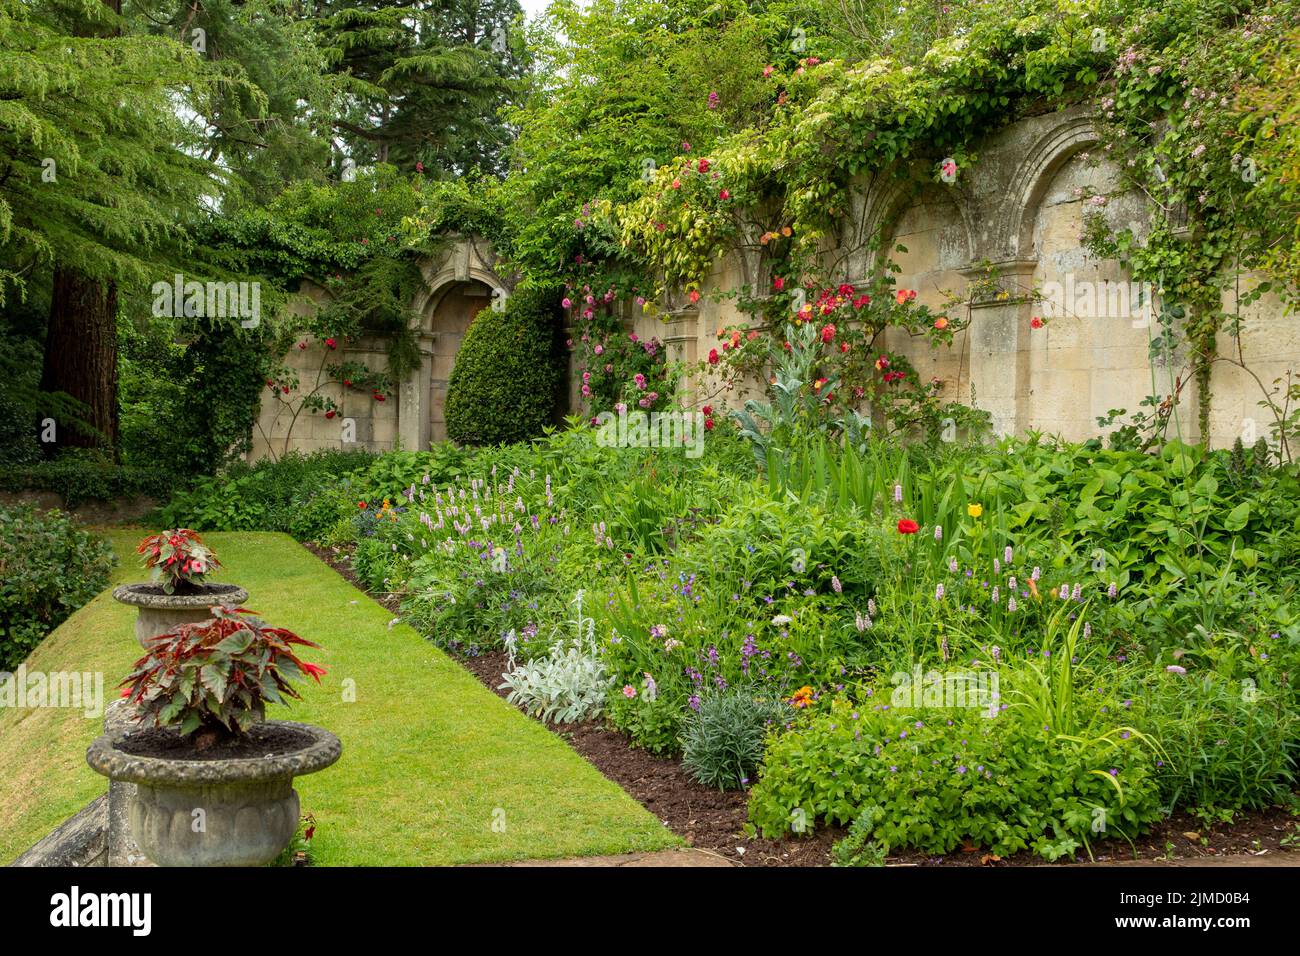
427, 279, 494, 443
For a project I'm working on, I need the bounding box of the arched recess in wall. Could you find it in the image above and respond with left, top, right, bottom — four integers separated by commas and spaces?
1010, 115, 1163, 442
857, 175, 975, 408
1000, 114, 1103, 262
408, 238, 511, 445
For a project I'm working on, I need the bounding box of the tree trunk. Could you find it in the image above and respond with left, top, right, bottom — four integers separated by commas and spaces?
41, 267, 119, 455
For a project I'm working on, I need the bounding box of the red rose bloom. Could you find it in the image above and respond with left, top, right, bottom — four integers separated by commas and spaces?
708, 348, 719, 365
897, 519, 920, 534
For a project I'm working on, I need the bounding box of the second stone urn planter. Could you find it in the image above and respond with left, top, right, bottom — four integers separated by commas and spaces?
113, 583, 249, 648
86, 720, 341, 867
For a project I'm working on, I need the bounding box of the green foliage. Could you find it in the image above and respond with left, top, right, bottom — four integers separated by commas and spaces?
831, 806, 887, 867
499, 598, 612, 723
159, 449, 377, 534
606, 685, 686, 756
0, 505, 115, 670
747, 666, 1163, 861
444, 283, 563, 446
153, 324, 273, 477
681, 688, 791, 790
0, 449, 174, 507
0, 0, 255, 301
314, 0, 523, 177
1127, 670, 1297, 811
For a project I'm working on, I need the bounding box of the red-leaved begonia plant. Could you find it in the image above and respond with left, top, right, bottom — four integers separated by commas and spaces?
136, 529, 222, 594
121, 606, 326, 747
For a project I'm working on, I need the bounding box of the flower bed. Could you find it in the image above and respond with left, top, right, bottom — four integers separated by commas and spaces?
246, 420, 1300, 864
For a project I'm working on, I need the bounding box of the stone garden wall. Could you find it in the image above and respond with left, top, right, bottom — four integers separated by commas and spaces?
248, 237, 509, 461
255, 106, 1300, 460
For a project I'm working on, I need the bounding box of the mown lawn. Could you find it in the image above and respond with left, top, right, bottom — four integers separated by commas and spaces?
0, 531, 678, 865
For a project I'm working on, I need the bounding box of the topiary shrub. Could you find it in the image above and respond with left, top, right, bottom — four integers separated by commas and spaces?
444, 283, 562, 446
0, 505, 116, 669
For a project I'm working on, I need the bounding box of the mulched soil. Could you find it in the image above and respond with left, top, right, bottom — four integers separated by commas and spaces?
116, 723, 313, 761
302, 540, 1300, 867
124, 582, 245, 598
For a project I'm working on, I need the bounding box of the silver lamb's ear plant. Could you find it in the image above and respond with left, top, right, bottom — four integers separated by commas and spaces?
498, 590, 611, 723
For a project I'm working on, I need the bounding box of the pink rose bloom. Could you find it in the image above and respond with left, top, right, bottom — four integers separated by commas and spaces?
562, 297, 572, 309
594, 344, 604, 355
634, 373, 647, 389
582, 371, 591, 383
581, 384, 591, 396
629, 333, 639, 343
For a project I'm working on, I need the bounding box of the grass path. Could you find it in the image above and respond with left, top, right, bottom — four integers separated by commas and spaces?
0, 531, 678, 865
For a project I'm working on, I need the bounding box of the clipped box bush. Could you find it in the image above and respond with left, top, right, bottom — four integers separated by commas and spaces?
444, 283, 562, 446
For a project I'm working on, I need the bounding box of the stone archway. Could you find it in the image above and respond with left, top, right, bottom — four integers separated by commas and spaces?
398, 236, 512, 450
425, 279, 494, 442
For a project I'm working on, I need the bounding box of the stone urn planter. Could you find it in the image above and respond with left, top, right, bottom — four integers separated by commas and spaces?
113, 583, 249, 648
86, 720, 341, 867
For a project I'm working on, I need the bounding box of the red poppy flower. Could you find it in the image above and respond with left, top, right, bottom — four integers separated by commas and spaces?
897, 519, 920, 534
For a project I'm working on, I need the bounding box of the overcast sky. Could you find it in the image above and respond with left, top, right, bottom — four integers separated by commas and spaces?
519, 0, 554, 21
